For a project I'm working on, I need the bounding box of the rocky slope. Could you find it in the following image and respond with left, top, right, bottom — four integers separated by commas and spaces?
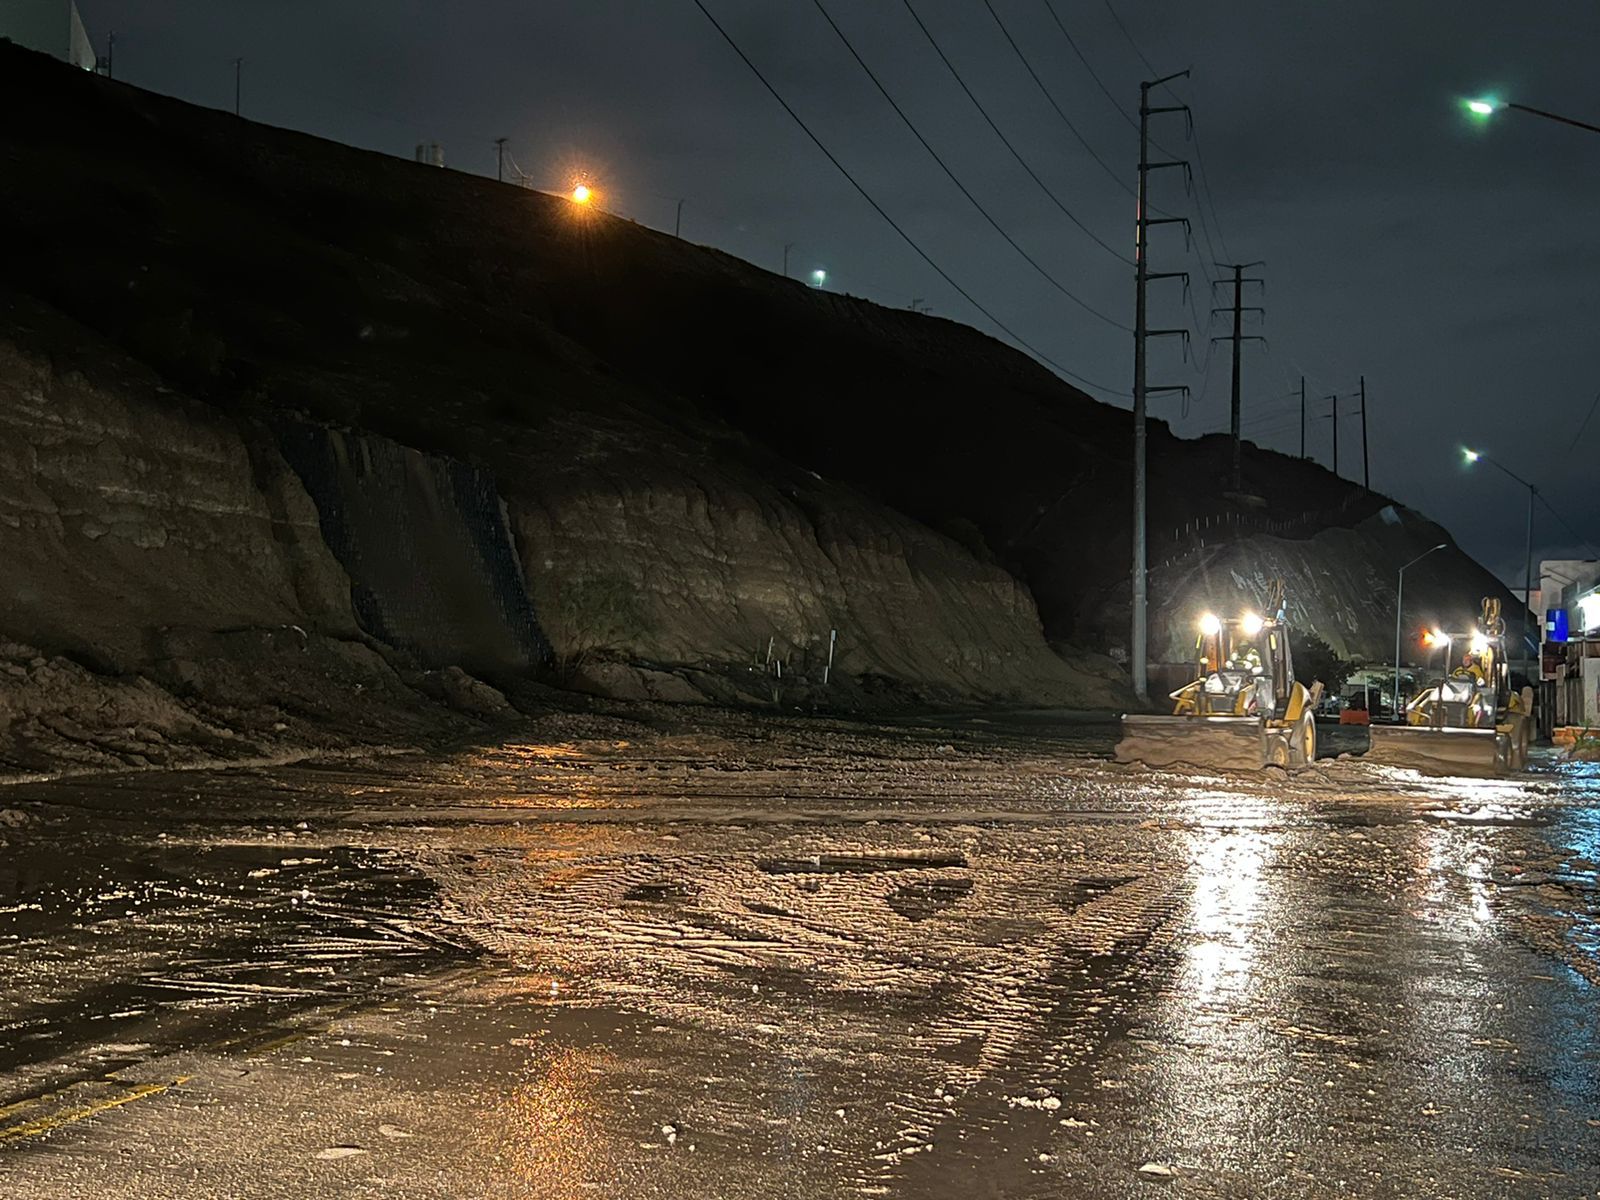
0, 44, 1517, 769
1148, 506, 1516, 662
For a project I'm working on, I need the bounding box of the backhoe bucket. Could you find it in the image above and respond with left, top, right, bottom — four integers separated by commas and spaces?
1115, 714, 1264, 771
1364, 724, 1500, 777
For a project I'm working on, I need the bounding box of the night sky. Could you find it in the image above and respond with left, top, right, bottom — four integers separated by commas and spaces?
79, 1, 1600, 587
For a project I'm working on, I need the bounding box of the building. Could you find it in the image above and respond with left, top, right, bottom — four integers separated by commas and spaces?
0, 0, 96, 70
1540, 559, 1600, 728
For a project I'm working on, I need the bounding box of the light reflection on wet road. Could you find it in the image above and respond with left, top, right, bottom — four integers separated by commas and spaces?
2, 711, 1599, 1197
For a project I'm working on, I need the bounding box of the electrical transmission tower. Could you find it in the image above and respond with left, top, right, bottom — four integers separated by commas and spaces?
1211, 262, 1264, 493
1130, 71, 1192, 701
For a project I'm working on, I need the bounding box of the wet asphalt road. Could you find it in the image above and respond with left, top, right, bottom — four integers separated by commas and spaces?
3, 710, 1600, 1197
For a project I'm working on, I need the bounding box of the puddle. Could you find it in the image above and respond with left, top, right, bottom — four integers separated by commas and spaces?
0, 838, 473, 1087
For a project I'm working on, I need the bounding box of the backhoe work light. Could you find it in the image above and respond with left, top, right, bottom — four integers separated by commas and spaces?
1470, 631, 1490, 654
1198, 613, 1222, 637
1240, 612, 1265, 637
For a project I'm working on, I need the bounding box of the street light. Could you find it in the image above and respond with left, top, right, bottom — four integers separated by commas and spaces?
1463, 447, 1538, 667
570, 183, 593, 204
1463, 95, 1600, 136
810, 268, 827, 288
1393, 542, 1449, 718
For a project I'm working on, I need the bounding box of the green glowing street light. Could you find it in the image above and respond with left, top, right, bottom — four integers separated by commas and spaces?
1462, 94, 1600, 136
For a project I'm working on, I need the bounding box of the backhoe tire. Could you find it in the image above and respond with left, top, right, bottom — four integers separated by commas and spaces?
1292, 712, 1317, 767
1267, 734, 1291, 768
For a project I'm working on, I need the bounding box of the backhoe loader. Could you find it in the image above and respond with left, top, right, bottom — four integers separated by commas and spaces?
1365, 597, 1531, 776
1116, 589, 1323, 771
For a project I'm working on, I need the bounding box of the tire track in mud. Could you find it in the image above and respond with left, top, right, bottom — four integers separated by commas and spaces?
417, 821, 1189, 1193
0, 842, 475, 1108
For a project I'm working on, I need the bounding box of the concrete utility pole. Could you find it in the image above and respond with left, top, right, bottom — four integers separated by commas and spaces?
1299, 376, 1306, 458
1129, 70, 1193, 702
493, 137, 507, 182
675, 199, 684, 238
231, 57, 242, 116
1360, 374, 1370, 489
1211, 262, 1264, 492
782, 242, 793, 278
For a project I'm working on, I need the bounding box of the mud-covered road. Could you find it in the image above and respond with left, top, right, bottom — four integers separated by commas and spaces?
3, 709, 1600, 1198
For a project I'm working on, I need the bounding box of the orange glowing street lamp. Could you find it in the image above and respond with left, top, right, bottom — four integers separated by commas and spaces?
570, 183, 593, 205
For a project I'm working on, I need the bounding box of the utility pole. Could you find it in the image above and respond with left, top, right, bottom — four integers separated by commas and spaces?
1130, 70, 1193, 701
1359, 374, 1370, 489
1210, 262, 1264, 493
675, 199, 685, 238
782, 242, 793, 278
231, 57, 242, 117
1326, 394, 1339, 478
1299, 376, 1306, 458
493, 137, 507, 182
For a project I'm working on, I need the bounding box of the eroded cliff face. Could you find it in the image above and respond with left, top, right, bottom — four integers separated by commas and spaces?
0, 287, 1119, 775
512, 445, 1124, 707
0, 315, 500, 773
0, 331, 353, 668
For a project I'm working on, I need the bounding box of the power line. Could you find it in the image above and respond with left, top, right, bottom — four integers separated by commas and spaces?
1034, 0, 1228, 405
1100, 0, 1159, 75
813, 0, 1128, 331
1093, 2, 1233, 280
1537, 491, 1600, 558
899, 0, 1131, 265
1040, 1, 1141, 134
1185, 116, 1236, 264
980, 0, 1145, 209
1242, 403, 1304, 428
1047, 0, 1237, 386
689, 0, 1124, 396
1567, 390, 1600, 459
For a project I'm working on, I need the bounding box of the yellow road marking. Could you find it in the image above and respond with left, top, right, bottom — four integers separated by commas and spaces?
0, 1077, 190, 1144
0, 1094, 52, 1122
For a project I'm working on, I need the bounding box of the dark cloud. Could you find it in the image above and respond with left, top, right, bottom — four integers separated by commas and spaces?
83, 0, 1600, 579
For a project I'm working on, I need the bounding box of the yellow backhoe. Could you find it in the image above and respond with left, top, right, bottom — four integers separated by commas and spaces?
1365, 597, 1532, 776
1116, 589, 1323, 771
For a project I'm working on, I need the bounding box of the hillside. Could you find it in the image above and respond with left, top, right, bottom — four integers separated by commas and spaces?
0, 43, 1520, 767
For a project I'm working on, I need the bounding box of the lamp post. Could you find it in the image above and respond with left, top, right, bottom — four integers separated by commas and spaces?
1464, 448, 1537, 666
1465, 97, 1600, 137
1393, 542, 1448, 718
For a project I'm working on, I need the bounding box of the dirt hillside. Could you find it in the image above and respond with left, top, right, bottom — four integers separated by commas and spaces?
0, 43, 1520, 769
